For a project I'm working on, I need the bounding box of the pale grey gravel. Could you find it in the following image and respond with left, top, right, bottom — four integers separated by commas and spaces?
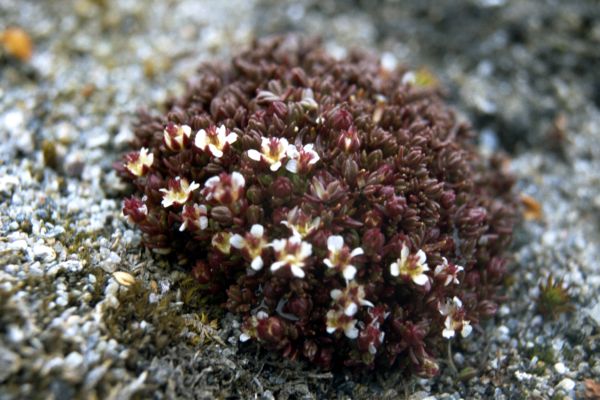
1, 0, 600, 399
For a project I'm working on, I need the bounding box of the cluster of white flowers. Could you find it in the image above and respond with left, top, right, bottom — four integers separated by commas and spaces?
159, 177, 200, 208
248, 136, 320, 173
163, 123, 238, 156
194, 124, 238, 158
152, 123, 473, 344
326, 280, 374, 339
324, 235, 363, 281
390, 243, 429, 286
230, 224, 269, 271
125, 147, 154, 177
439, 296, 472, 339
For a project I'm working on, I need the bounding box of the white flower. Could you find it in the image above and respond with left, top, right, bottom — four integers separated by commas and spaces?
280, 206, 321, 238
212, 232, 232, 255
159, 177, 200, 208
285, 143, 320, 173
326, 309, 359, 339
323, 235, 363, 281
270, 236, 312, 278
390, 243, 429, 286
230, 224, 269, 271
202, 171, 245, 205
194, 124, 238, 158
125, 147, 154, 177
330, 281, 373, 317
248, 137, 290, 171
439, 296, 472, 339
434, 257, 464, 286
163, 123, 191, 151
179, 204, 208, 232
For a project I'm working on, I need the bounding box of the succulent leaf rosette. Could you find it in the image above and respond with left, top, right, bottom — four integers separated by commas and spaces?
118, 36, 517, 374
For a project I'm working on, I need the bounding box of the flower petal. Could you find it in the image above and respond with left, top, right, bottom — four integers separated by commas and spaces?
250, 224, 264, 238
412, 273, 429, 286
360, 298, 374, 308
208, 143, 224, 158
327, 235, 344, 252
199, 216, 208, 230
344, 302, 358, 317
204, 176, 220, 188
330, 289, 342, 300
461, 323, 472, 337
194, 129, 207, 149
400, 244, 409, 260
270, 261, 284, 272
232, 172, 245, 188
350, 247, 364, 258
390, 262, 399, 277
291, 265, 305, 278
226, 132, 238, 144
452, 296, 463, 307
442, 328, 455, 339
343, 265, 357, 281
251, 256, 264, 271
247, 149, 262, 161
345, 323, 359, 339
300, 241, 313, 257
285, 159, 298, 173
270, 239, 286, 252
270, 161, 281, 171
417, 249, 427, 264
229, 234, 245, 249
286, 144, 299, 158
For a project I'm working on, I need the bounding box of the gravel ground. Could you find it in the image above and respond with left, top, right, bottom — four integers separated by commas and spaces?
1, 0, 599, 399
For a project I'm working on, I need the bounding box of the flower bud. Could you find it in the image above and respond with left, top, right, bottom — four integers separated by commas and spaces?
367, 149, 383, 170
337, 127, 361, 153
357, 325, 384, 355
163, 123, 191, 151
246, 205, 264, 225
468, 207, 487, 224
288, 296, 312, 319
302, 340, 318, 361
487, 257, 506, 282
123, 197, 148, 224
210, 206, 233, 225
362, 228, 385, 257
314, 347, 333, 370
191, 260, 211, 284
191, 114, 211, 131
246, 185, 263, 204
440, 190, 456, 209
343, 158, 359, 185
363, 209, 383, 228
270, 101, 288, 118
271, 176, 293, 199
479, 300, 498, 317
257, 316, 285, 343
328, 108, 353, 130
384, 194, 407, 218
417, 353, 440, 378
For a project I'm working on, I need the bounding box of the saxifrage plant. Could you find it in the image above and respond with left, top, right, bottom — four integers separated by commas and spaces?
117, 36, 517, 375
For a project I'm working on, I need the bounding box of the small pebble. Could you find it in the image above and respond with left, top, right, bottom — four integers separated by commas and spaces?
554, 362, 567, 374
557, 378, 575, 391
